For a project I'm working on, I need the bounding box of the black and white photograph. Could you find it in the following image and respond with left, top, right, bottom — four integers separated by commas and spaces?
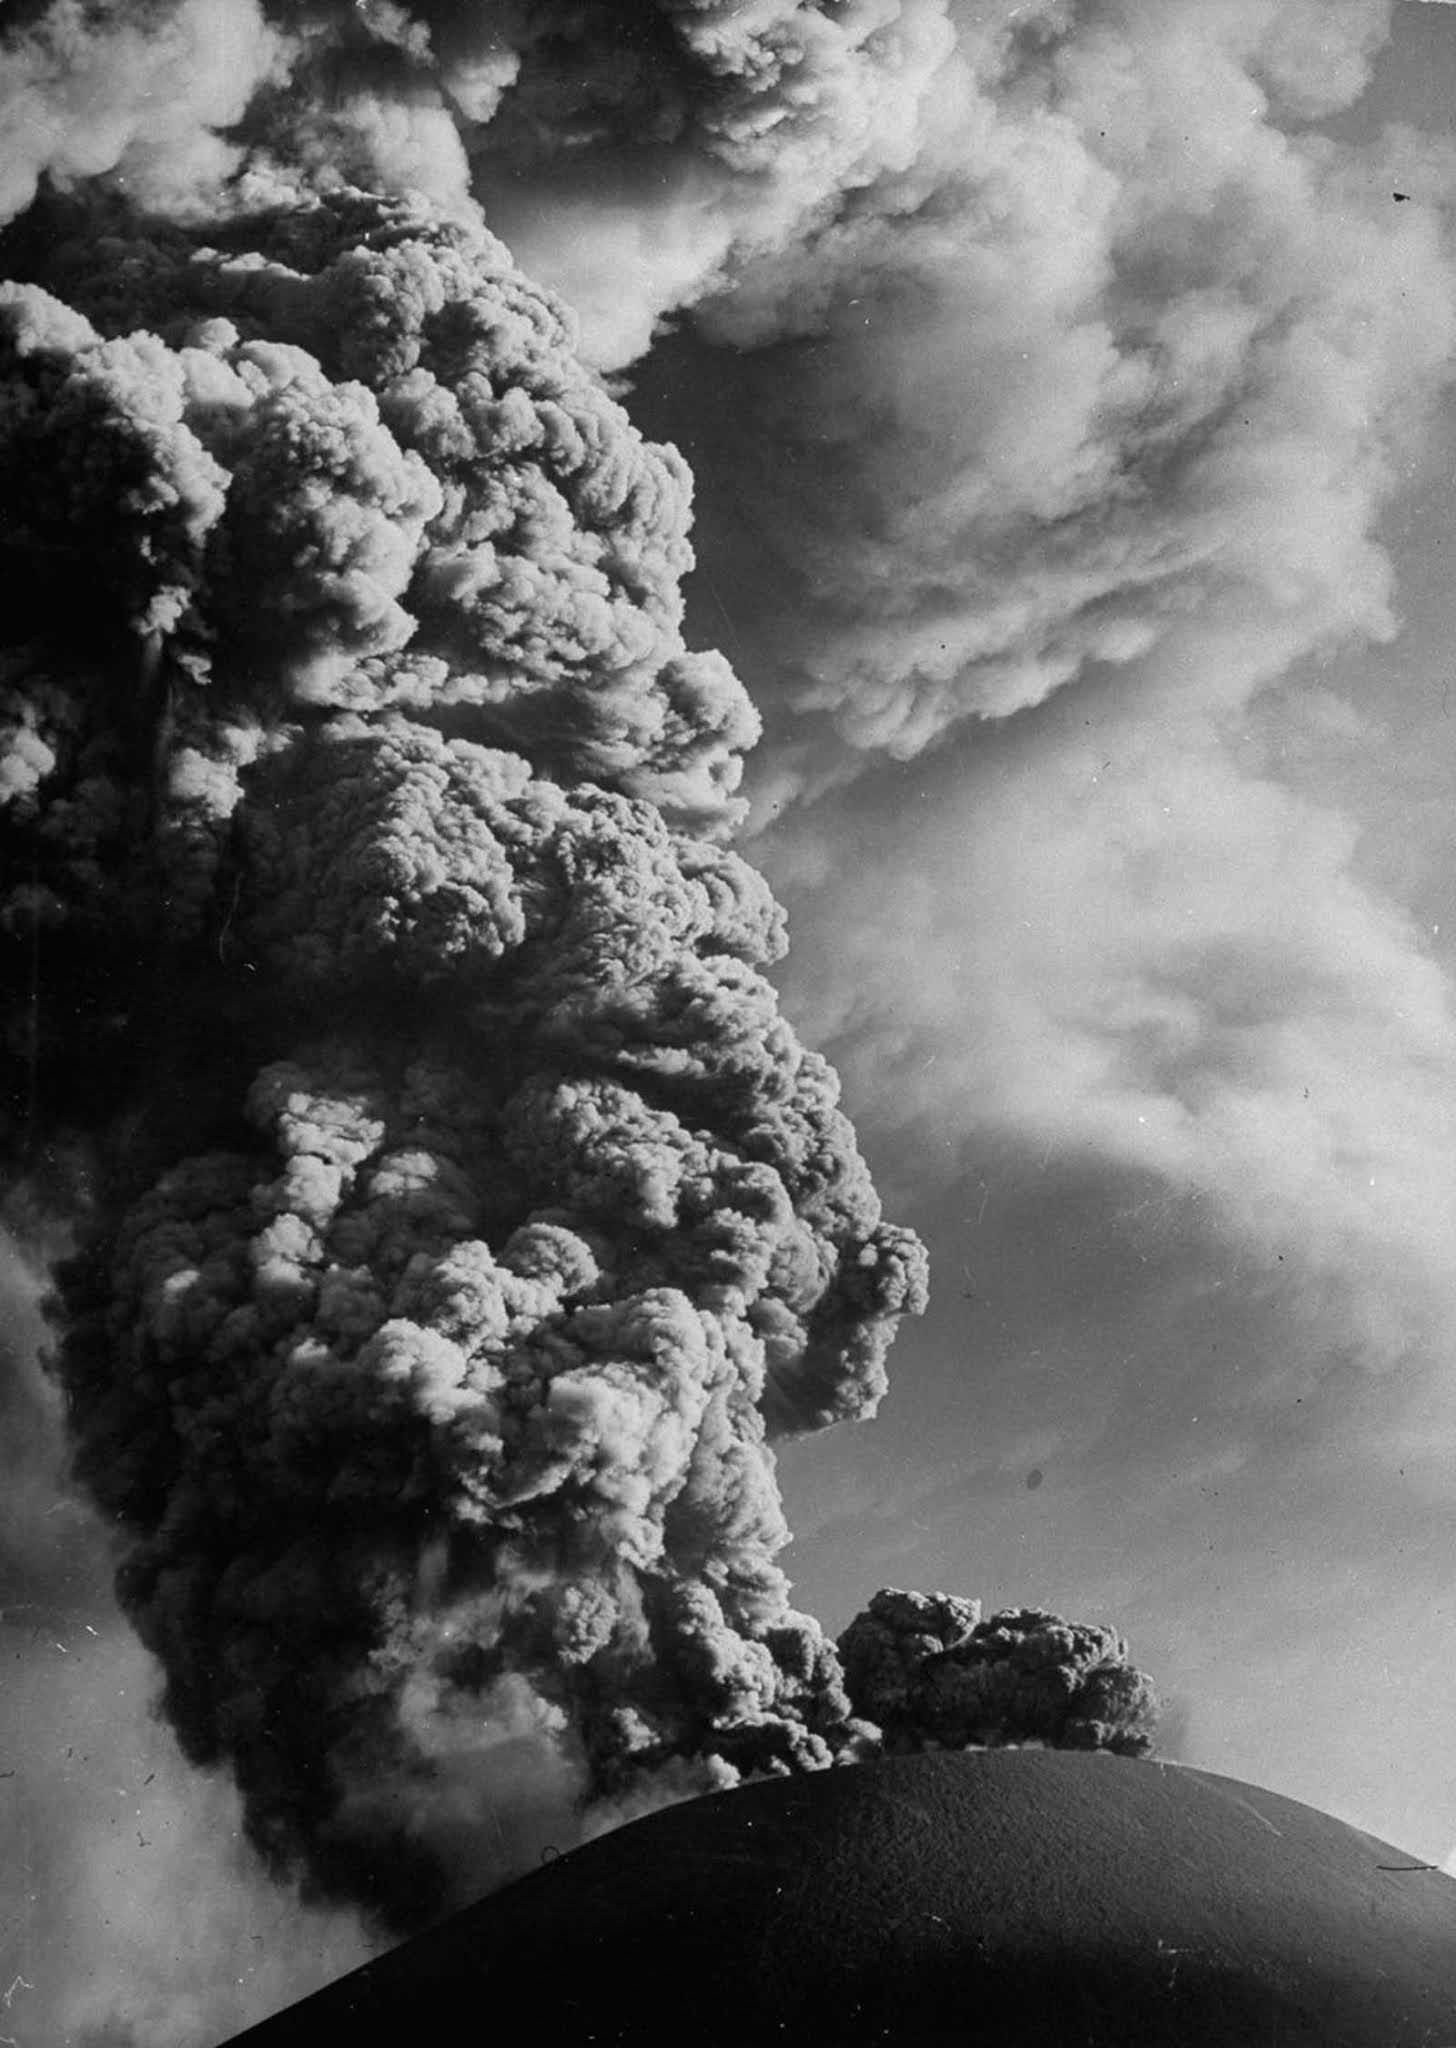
5, 2, 1456, 2041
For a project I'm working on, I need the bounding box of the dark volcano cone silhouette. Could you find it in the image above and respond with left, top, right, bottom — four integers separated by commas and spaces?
229, 1750, 1456, 2047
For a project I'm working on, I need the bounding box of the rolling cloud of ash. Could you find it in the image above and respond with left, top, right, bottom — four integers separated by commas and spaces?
1, 0, 963, 364
8, 1, 1443, 746
0, 177, 932, 1939
837, 1588, 1159, 1758
5, 0, 1442, 2010
200, 0, 1456, 1395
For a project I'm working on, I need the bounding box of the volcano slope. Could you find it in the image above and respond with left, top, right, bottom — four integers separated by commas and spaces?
228, 1748, 1456, 2045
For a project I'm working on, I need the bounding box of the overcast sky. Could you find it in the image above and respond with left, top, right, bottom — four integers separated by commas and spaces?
8, 3, 1456, 2043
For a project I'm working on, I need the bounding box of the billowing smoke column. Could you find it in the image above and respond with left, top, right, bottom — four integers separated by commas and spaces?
0, 184, 929, 1923
838, 1590, 1159, 1759
0, 0, 1170, 1944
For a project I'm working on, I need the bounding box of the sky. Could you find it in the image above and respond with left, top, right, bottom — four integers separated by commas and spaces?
7, 1, 1456, 2042
644, 0, 1456, 1857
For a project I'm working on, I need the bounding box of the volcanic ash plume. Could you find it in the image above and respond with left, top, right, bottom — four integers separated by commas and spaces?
839, 1589, 1159, 1759
1, 0, 962, 370
0, 187, 928, 1925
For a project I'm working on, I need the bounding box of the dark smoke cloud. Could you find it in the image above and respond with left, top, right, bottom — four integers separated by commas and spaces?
0, 181, 929, 1927
0, 0, 1180, 1979
838, 1588, 1159, 1758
